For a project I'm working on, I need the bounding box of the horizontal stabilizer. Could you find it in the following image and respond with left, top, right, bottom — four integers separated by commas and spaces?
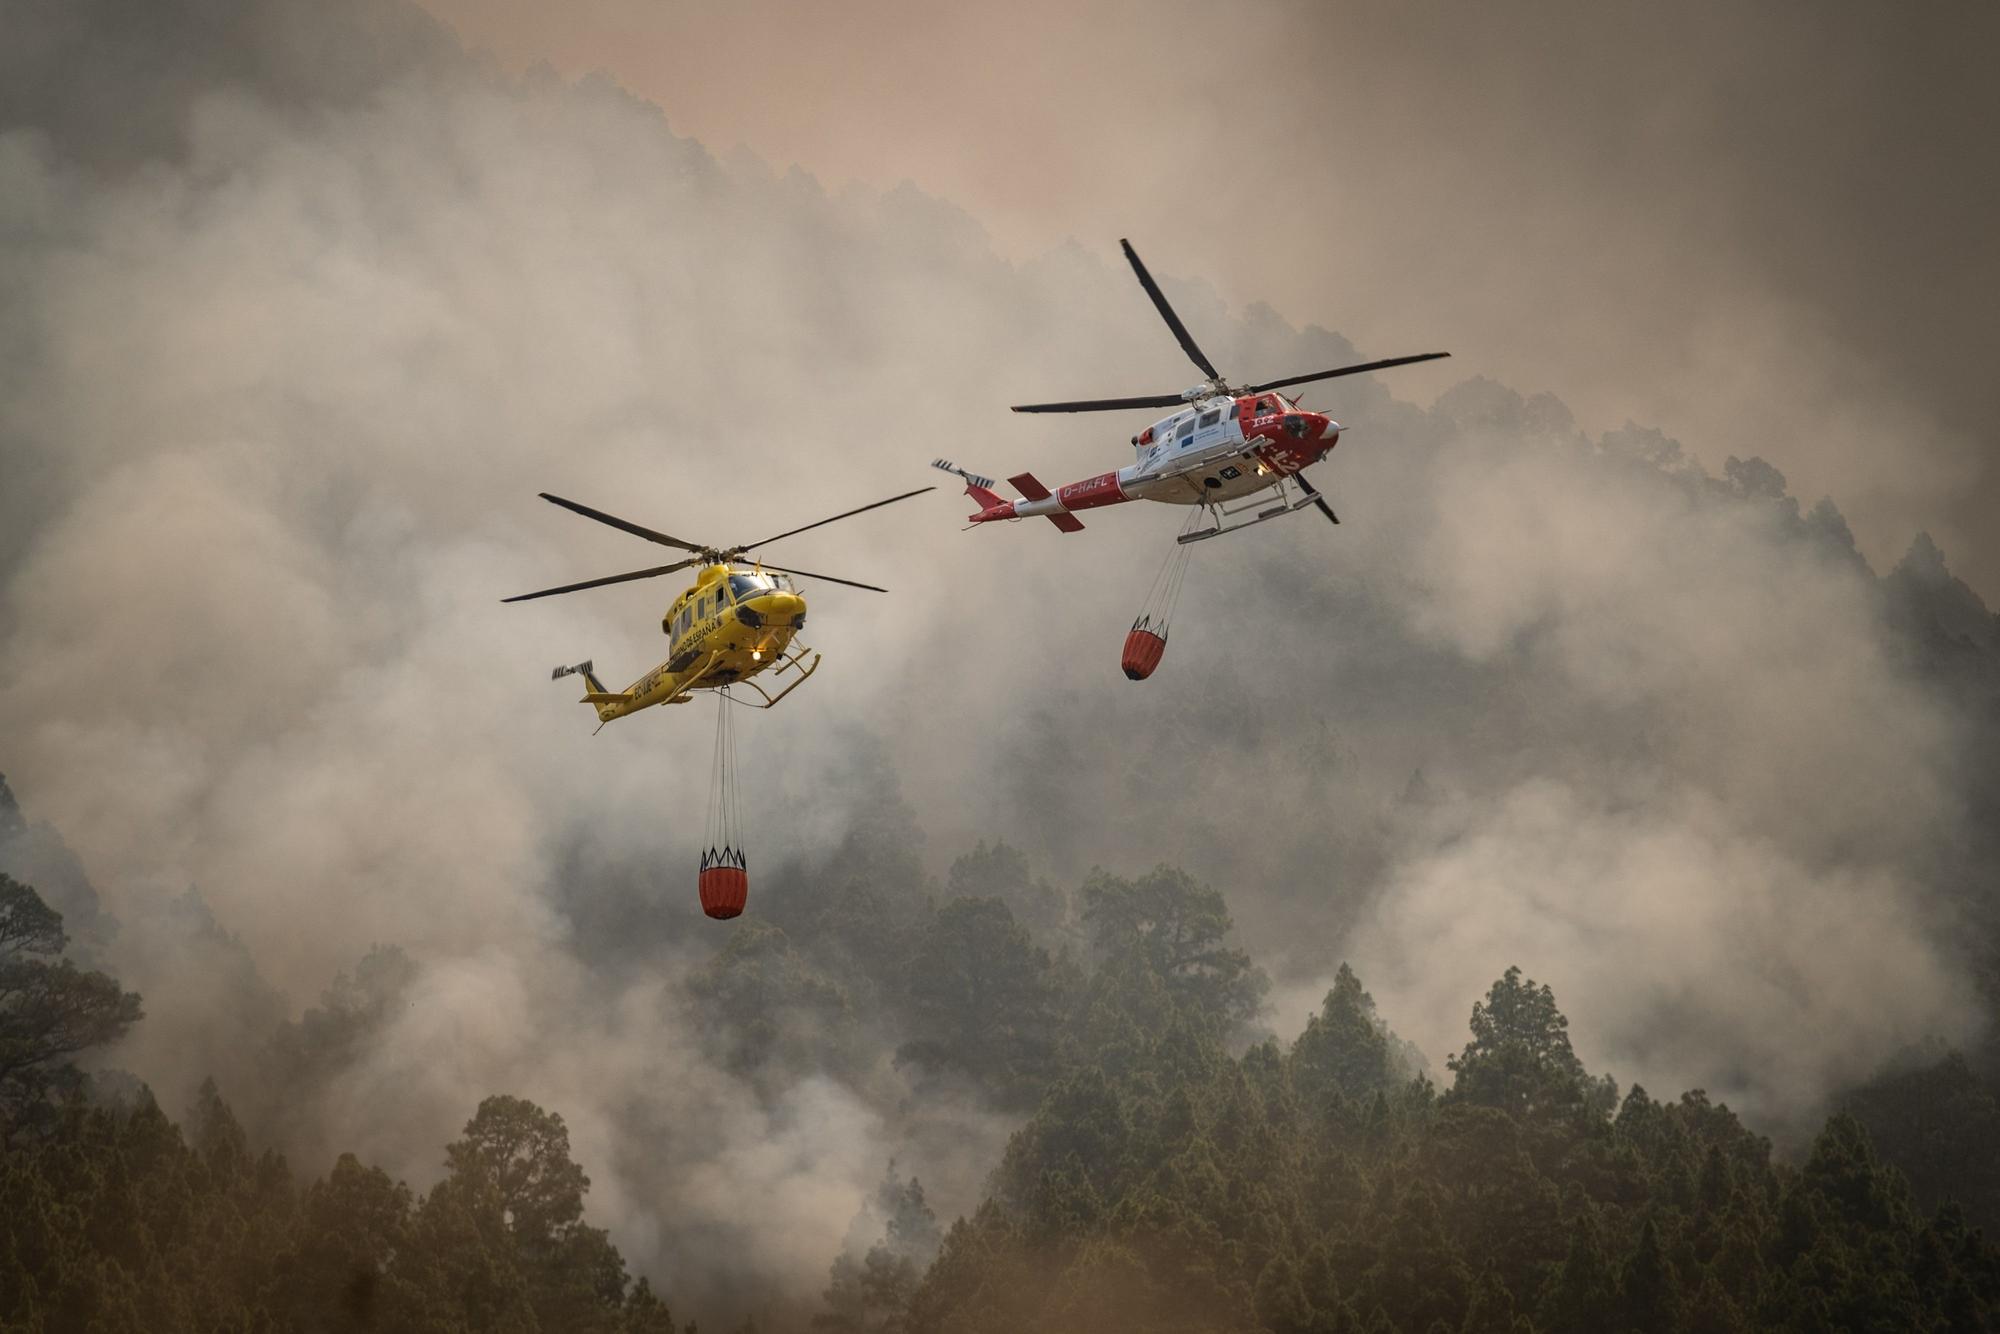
582, 691, 630, 705
1047, 512, 1085, 534
1008, 473, 1053, 502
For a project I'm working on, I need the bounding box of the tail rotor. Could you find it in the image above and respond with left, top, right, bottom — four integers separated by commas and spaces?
932, 458, 996, 491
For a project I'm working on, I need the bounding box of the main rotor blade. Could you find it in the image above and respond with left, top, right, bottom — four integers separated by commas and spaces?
1244, 352, 1452, 395
502, 559, 699, 603
755, 562, 890, 593
1122, 239, 1220, 381
1293, 470, 1339, 525
538, 493, 707, 554
1010, 392, 1189, 414
737, 486, 935, 553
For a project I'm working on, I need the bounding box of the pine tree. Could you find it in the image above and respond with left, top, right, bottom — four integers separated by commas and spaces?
1292, 965, 1395, 1108
897, 896, 1060, 1108
1614, 1217, 1680, 1333
0, 872, 143, 1126
1446, 968, 1606, 1124
1537, 1214, 1615, 1332
1458, 1265, 1527, 1334
1254, 1250, 1318, 1334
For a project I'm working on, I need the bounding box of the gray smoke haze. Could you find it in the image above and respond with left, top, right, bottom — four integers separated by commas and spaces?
420, 0, 2000, 595
1, 0, 1994, 1321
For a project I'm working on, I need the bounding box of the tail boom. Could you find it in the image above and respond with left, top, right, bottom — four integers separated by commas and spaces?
934, 460, 1125, 533
1002, 470, 1127, 532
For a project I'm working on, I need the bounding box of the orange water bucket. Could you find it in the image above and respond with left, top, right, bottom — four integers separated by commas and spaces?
698, 850, 748, 920
1121, 627, 1167, 681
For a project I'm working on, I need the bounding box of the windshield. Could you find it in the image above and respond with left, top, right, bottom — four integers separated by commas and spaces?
728, 572, 777, 599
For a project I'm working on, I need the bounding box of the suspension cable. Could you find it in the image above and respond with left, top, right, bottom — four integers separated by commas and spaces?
704, 688, 745, 868
1133, 507, 1204, 636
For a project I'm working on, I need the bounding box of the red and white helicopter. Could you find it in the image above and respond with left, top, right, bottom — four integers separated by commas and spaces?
935, 239, 1448, 678
935, 239, 1447, 542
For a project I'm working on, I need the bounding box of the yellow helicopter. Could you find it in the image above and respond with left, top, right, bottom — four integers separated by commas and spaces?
504, 487, 933, 728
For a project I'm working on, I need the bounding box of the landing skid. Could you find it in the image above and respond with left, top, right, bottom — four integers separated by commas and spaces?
1176, 476, 1323, 544
719, 642, 822, 709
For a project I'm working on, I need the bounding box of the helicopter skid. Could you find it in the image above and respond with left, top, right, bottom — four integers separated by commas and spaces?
1176, 479, 1321, 544
722, 643, 821, 709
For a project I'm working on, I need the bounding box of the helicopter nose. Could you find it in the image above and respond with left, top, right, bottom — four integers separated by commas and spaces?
1320, 417, 1342, 441
761, 591, 806, 622
736, 591, 805, 629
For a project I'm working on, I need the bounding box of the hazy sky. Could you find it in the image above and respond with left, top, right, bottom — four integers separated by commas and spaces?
3, 1, 1996, 1320
419, 0, 2000, 593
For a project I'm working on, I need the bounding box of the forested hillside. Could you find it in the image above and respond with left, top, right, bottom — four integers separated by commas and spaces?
5, 810, 1999, 1331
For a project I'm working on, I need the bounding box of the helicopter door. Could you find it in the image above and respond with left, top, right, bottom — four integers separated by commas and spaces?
1191, 404, 1237, 452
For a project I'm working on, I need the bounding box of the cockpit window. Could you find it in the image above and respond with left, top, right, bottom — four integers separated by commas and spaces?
1175, 416, 1195, 440
1255, 396, 1280, 416
729, 573, 776, 599
1197, 408, 1221, 429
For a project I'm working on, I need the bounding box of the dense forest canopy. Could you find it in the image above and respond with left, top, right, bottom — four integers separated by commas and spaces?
3, 0, 2000, 1329
5, 817, 2000, 1330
